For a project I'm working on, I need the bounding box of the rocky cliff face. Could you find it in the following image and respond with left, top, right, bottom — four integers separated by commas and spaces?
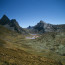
0, 15, 27, 34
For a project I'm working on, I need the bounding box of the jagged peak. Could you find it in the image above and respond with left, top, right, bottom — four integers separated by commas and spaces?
2, 14, 7, 17
0, 15, 10, 25
39, 20, 46, 24
11, 19, 16, 21
10, 19, 19, 25
11, 19, 17, 23
1, 14, 10, 20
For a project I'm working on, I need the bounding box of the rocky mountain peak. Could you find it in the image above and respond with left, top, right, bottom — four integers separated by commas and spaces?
33, 21, 54, 33
36, 20, 47, 28
2, 15, 8, 19
0, 15, 10, 25
0, 15, 28, 34
10, 19, 19, 27
39, 20, 46, 24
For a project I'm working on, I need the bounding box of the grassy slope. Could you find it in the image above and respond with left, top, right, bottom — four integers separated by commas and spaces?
0, 45, 62, 65
35, 32, 65, 65
0, 25, 63, 65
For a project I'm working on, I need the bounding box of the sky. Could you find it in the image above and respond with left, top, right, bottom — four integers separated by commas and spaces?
0, 0, 65, 28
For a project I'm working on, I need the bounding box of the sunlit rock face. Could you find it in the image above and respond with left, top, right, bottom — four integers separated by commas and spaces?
31, 20, 65, 34
33, 20, 55, 33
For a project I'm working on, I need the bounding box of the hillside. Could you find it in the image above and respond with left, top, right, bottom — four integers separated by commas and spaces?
0, 23, 63, 65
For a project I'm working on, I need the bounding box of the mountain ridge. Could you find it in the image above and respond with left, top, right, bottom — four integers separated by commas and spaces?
0, 15, 27, 34
0, 15, 65, 34
27, 20, 65, 34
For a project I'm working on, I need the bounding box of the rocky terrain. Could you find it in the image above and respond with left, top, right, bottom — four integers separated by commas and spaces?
0, 15, 65, 65
0, 25, 63, 65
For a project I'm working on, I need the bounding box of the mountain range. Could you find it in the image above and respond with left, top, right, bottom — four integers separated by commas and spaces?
0, 15, 65, 34
27, 20, 65, 34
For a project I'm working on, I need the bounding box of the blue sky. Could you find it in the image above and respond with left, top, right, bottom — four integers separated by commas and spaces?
0, 0, 65, 28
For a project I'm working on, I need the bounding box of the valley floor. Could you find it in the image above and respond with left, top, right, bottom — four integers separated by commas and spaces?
26, 34, 39, 39
0, 26, 65, 65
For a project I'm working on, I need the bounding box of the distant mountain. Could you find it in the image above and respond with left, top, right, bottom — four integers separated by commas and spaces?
0, 15, 27, 34
27, 26, 33, 29
27, 20, 65, 34
34, 20, 54, 33
27, 25, 39, 34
